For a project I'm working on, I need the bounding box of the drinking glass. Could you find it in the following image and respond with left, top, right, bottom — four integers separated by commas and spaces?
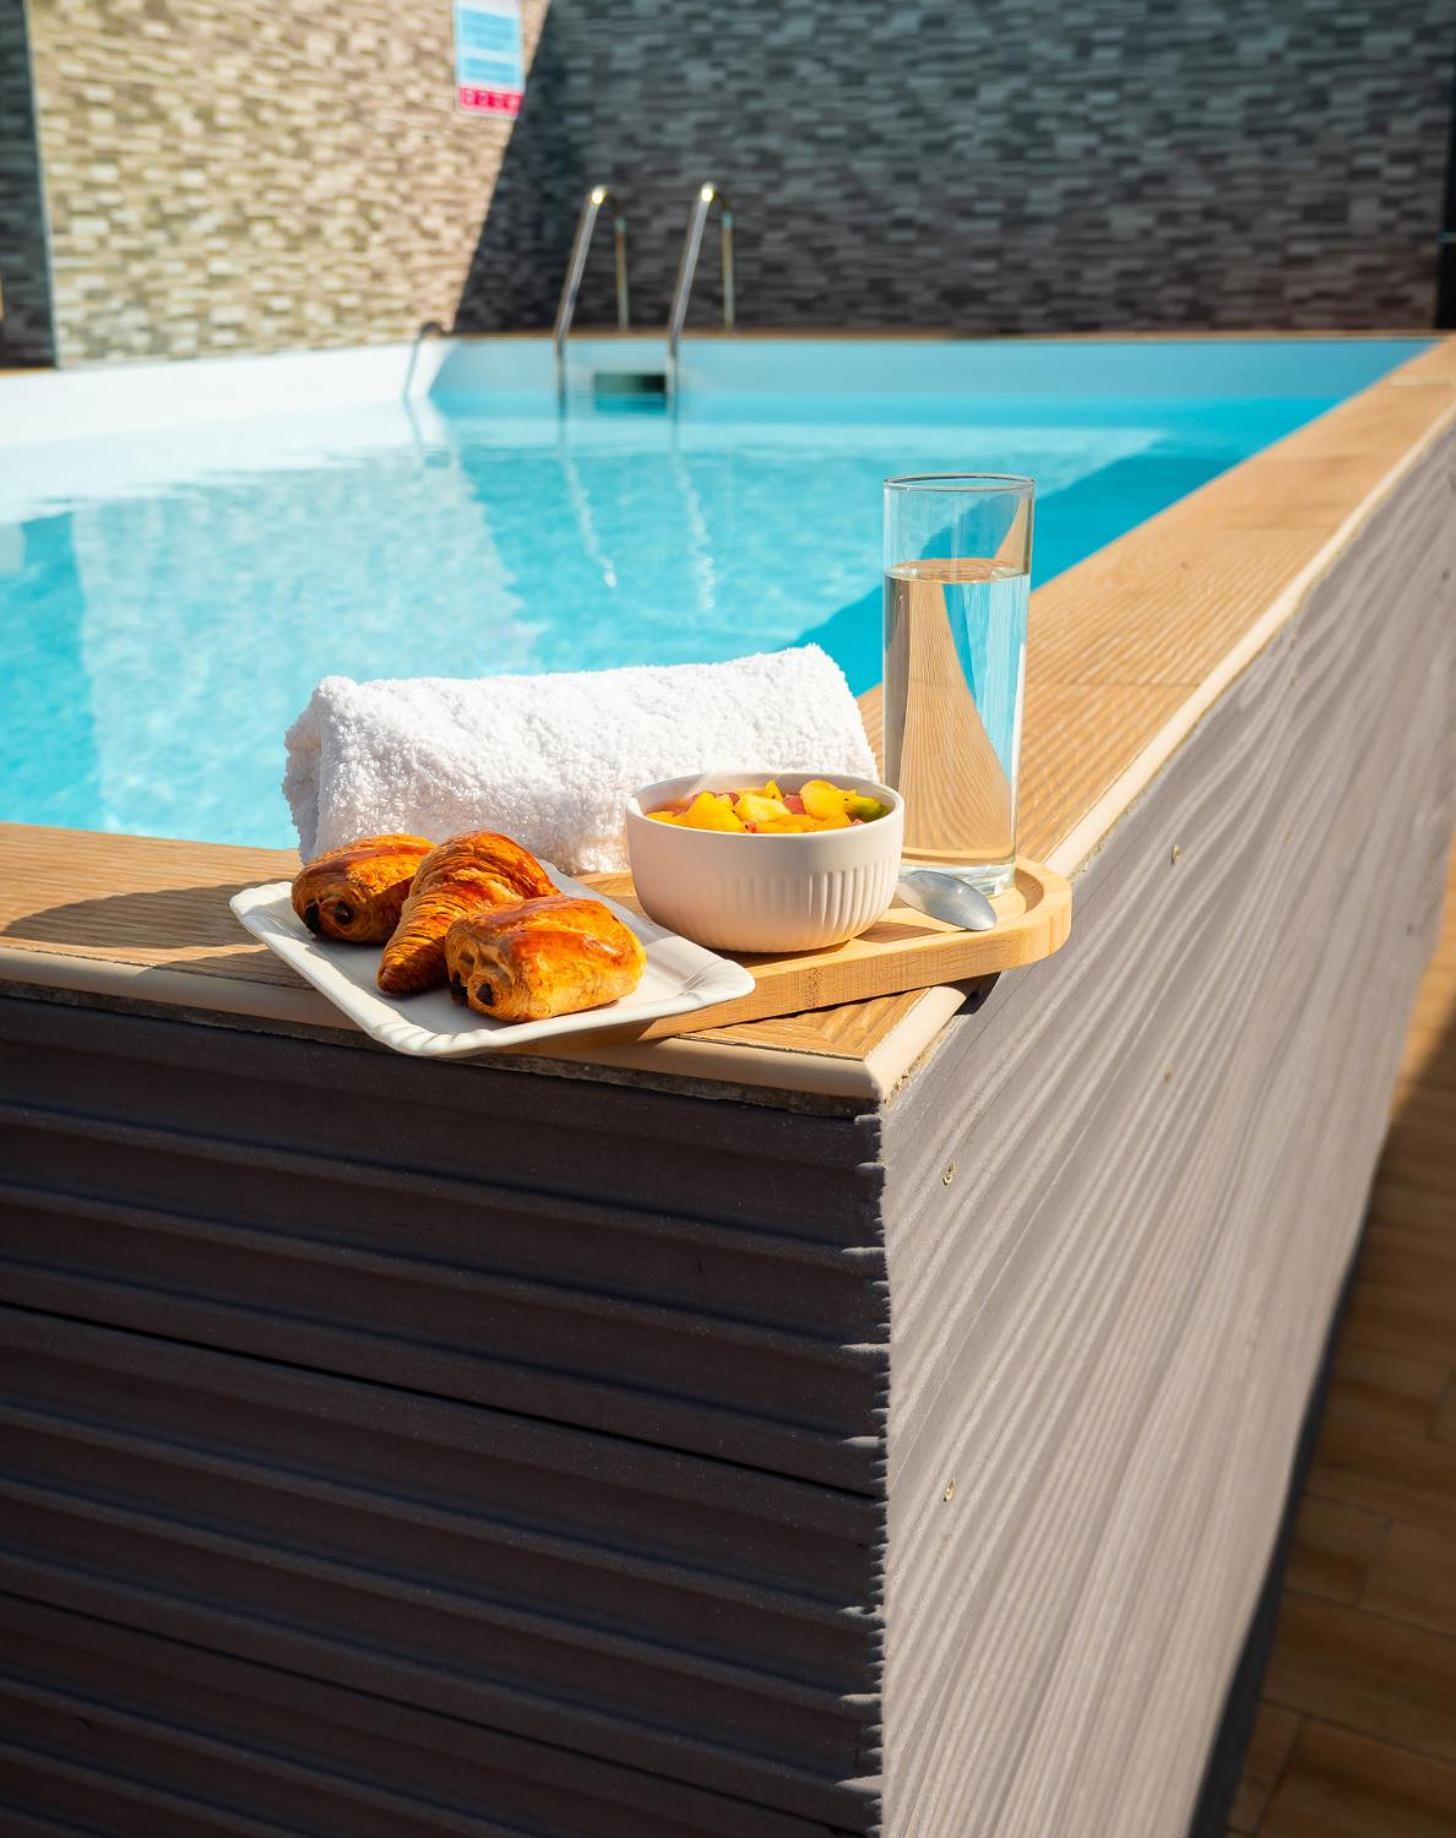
882, 473, 1033, 895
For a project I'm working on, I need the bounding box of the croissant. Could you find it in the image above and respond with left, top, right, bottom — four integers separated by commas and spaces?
378, 830, 555, 995
291, 834, 433, 944
444, 895, 647, 1023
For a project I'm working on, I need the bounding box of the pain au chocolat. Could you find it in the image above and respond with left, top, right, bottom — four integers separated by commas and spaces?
444, 894, 646, 1023
291, 834, 433, 945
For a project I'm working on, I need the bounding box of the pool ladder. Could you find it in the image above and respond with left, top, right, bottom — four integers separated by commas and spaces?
666, 183, 735, 399
553, 186, 630, 397
553, 182, 735, 402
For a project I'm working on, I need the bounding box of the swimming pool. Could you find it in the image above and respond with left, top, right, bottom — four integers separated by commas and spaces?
0, 336, 1427, 848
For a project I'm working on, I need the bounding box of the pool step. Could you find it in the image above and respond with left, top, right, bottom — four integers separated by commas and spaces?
591, 367, 669, 405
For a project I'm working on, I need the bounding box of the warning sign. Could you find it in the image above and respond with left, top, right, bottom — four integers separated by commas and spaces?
454, 0, 525, 116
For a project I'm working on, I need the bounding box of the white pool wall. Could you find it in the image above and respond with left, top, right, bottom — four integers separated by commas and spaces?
0, 335, 1431, 453
438, 334, 1431, 401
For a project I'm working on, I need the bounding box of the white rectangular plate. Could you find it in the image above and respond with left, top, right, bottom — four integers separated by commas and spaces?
229, 867, 756, 1059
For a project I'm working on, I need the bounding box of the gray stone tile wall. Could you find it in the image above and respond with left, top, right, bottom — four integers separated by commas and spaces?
8, 0, 1455, 363
459, 0, 1456, 334
0, 0, 54, 365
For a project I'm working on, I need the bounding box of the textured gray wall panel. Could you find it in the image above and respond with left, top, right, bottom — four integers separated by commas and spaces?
877, 428, 1456, 1836
462, 0, 1456, 336
0, 0, 52, 364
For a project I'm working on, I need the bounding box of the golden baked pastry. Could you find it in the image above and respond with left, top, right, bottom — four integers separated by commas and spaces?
378, 830, 555, 995
291, 834, 433, 944
444, 895, 647, 1023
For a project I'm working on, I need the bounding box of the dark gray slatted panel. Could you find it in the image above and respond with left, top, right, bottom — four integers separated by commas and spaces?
0, 998, 878, 1238
0, 1595, 871, 1837
0, 1002, 884, 1490
0, 1310, 877, 1604
0, 1109, 878, 1335
0, 1305, 882, 1819
0, 1176, 879, 1487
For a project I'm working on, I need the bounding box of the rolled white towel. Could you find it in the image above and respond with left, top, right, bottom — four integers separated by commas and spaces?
283, 645, 877, 874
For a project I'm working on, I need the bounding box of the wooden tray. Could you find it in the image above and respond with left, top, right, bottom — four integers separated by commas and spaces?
574, 856, 1071, 1041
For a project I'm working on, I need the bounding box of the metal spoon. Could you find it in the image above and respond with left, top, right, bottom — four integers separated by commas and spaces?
897, 869, 998, 932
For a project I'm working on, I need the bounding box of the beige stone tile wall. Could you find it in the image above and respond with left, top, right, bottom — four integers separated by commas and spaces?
26, 0, 548, 366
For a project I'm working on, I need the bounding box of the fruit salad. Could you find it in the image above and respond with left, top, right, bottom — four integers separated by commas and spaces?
646, 779, 891, 835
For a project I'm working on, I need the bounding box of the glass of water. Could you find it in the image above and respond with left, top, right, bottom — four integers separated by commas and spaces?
882, 473, 1033, 895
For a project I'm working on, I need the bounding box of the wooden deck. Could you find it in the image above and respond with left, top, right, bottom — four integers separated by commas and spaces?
1231, 841, 1456, 1836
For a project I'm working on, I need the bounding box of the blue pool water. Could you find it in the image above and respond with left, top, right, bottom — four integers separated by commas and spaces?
0, 339, 1425, 847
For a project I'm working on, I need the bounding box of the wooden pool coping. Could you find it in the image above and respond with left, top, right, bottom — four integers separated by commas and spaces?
3, 333, 1454, 1104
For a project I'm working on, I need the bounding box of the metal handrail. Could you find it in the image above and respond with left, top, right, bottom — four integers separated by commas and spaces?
553, 185, 630, 394
666, 183, 735, 398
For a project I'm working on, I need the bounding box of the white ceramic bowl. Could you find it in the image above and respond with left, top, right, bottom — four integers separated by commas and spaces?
625, 770, 904, 953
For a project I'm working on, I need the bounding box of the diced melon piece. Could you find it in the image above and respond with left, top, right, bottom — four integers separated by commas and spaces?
682, 790, 747, 832
800, 779, 852, 822
735, 791, 794, 826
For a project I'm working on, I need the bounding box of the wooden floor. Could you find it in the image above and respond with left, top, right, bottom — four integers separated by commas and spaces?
1231, 842, 1456, 1836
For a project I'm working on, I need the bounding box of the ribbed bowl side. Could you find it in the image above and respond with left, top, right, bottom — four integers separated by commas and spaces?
641, 858, 900, 953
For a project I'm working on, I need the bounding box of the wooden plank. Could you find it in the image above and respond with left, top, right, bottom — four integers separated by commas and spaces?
1285, 1498, 1389, 1607
1342, 1281, 1456, 1369
1227, 1704, 1300, 1834
1260, 1720, 1456, 1838
1031, 529, 1318, 688
1018, 680, 1190, 861
1383, 340, 1456, 387
1310, 1416, 1456, 1538
1363, 1523, 1456, 1643
1326, 1344, 1451, 1440
1263, 1595, 1456, 1769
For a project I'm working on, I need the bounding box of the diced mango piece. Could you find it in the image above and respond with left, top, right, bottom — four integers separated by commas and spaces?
647, 810, 682, 824
756, 815, 817, 833
761, 780, 783, 802
800, 779, 852, 822
681, 790, 747, 832
845, 793, 888, 821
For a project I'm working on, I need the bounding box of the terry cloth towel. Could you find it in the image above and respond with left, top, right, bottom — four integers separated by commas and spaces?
284, 646, 877, 875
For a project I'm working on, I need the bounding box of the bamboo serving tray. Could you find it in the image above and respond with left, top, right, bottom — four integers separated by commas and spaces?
575, 855, 1071, 1041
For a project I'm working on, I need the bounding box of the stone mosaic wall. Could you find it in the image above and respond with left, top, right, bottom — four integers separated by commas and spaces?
22, 0, 547, 365
0, 0, 53, 365
460, 0, 1456, 335
10, 0, 1455, 362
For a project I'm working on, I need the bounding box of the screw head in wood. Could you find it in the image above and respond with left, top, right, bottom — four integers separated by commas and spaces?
943, 1478, 956, 1503
942, 1161, 956, 1185
1171, 844, 1182, 865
